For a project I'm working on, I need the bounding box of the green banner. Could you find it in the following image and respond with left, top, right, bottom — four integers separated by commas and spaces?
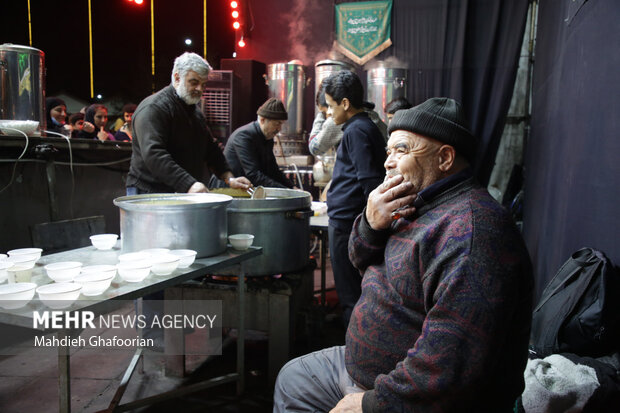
334, 0, 393, 65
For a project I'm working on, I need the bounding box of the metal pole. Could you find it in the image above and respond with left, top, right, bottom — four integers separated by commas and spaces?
151, 0, 155, 93
27, 0, 33, 46
87, 0, 94, 99
204, 0, 207, 60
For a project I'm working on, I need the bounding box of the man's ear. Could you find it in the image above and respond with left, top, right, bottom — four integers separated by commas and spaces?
438, 145, 456, 171
342, 97, 350, 111
173, 72, 180, 85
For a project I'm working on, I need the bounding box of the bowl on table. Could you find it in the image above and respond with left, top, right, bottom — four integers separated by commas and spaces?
228, 234, 255, 251
7, 248, 42, 263
0, 253, 7, 261
81, 264, 117, 279
73, 272, 115, 296
118, 252, 150, 263
0, 282, 37, 309
150, 254, 180, 276
0, 261, 14, 283
169, 249, 197, 268
7, 265, 34, 283
36, 283, 82, 309
44, 261, 83, 282
5, 254, 37, 270
140, 248, 170, 258
90, 234, 118, 250
117, 260, 151, 283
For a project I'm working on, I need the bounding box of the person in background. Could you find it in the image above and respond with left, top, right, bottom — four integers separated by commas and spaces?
273, 98, 534, 413
384, 96, 413, 123
45, 97, 69, 136
362, 101, 388, 142
68, 112, 84, 139
127, 51, 250, 194
114, 103, 137, 142
224, 98, 294, 189
309, 83, 342, 157
77, 104, 115, 141
323, 70, 386, 327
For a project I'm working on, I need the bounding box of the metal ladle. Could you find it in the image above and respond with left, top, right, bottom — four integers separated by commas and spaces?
246, 186, 266, 199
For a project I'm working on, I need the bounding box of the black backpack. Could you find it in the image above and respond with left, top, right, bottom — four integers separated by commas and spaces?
529, 247, 620, 358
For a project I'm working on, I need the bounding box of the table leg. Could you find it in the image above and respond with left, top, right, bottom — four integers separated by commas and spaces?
58, 329, 71, 413
237, 264, 245, 395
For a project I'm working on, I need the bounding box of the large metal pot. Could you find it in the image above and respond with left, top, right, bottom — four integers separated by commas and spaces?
367, 64, 408, 123
217, 188, 312, 276
314, 59, 355, 109
113, 193, 232, 258
266, 62, 306, 138
0, 44, 45, 128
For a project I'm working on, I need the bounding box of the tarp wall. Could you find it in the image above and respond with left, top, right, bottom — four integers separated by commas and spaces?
523, 0, 620, 299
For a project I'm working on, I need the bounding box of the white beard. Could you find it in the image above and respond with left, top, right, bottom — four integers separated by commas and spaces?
174, 81, 202, 105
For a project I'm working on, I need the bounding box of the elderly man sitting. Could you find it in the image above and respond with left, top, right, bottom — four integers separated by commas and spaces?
273, 97, 534, 413
224, 98, 294, 188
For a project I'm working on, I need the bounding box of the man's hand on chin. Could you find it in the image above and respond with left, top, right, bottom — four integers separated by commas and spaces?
330, 392, 364, 413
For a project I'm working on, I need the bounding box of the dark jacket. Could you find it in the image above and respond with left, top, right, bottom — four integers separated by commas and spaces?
126, 85, 230, 193
223, 121, 293, 188
327, 112, 386, 231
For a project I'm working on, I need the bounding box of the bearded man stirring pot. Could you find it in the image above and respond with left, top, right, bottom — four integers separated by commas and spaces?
127, 52, 250, 195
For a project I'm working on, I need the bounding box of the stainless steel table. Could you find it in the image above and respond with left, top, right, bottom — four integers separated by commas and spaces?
0, 244, 261, 413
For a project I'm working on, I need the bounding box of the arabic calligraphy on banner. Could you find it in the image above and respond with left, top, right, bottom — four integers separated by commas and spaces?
334, 0, 393, 65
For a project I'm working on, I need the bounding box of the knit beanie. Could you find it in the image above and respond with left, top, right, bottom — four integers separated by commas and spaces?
257, 98, 288, 120
388, 97, 477, 162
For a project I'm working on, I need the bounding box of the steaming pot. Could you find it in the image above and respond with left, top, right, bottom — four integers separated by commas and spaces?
366, 64, 408, 123
0, 44, 45, 128
215, 188, 312, 276
113, 193, 232, 258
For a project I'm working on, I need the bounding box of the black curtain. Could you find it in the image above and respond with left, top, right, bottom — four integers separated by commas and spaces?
522, 0, 620, 299
339, 0, 530, 184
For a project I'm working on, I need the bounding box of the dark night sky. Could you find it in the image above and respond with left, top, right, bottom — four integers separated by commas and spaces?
1, 0, 235, 108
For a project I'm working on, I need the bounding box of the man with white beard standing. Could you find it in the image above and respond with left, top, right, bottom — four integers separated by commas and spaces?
127, 52, 251, 195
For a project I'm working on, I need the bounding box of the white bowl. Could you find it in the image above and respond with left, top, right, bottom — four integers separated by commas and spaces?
7, 265, 33, 283
0, 261, 14, 283
228, 234, 255, 251
117, 260, 151, 283
0, 120, 40, 136
118, 252, 150, 263
169, 249, 197, 268
150, 254, 180, 276
90, 234, 118, 250
140, 248, 171, 258
81, 264, 117, 279
0, 282, 37, 309
45, 261, 83, 282
36, 283, 82, 309
74, 272, 115, 296
5, 254, 37, 270
7, 248, 42, 263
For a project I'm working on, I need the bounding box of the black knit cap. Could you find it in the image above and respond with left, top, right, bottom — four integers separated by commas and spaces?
388, 97, 477, 162
256, 98, 288, 120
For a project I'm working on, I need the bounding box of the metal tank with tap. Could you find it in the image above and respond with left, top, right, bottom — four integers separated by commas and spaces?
366, 62, 408, 123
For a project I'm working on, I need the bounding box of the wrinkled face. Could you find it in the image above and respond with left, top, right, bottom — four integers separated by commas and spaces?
174, 70, 208, 105
124, 112, 133, 123
51, 105, 67, 124
259, 117, 285, 140
325, 93, 347, 125
93, 108, 108, 128
385, 130, 444, 193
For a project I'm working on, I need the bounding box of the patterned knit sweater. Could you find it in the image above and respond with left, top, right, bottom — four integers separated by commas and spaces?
347, 178, 534, 412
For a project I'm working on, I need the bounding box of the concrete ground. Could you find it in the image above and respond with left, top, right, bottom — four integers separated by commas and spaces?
0, 257, 343, 413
